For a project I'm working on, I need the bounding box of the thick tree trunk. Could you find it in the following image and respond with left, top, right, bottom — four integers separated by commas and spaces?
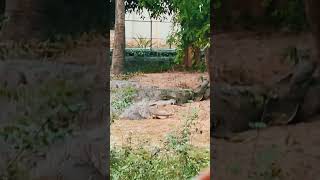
0, 0, 45, 41
111, 0, 125, 75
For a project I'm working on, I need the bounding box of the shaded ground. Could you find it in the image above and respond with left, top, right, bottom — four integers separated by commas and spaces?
213, 32, 315, 86
213, 32, 320, 180
214, 119, 320, 180
111, 72, 210, 149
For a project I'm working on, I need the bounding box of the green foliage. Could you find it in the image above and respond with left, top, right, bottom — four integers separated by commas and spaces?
166, 108, 199, 153
129, 0, 209, 65
125, 0, 174, 19
110, 48, 179, 73
111, 146, 209, 180
110, 107, 209, 179
168, 0, 210, 64
192, 60, 208, 73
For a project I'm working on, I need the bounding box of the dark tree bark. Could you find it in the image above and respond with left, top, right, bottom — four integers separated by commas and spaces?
0, 0, 46, 41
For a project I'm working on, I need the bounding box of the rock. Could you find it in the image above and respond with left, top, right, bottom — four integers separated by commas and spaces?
120, 100, 151, 120
212, 83, 266, 137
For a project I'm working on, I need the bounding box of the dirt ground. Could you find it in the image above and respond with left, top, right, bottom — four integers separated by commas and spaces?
131, 72, 209, 89
111, 72, 210, 149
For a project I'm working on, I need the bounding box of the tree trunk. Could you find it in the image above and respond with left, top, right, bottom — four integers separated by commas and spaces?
183, 45, 193, 68
111, 0, 125, 75
0, 0, 45, 41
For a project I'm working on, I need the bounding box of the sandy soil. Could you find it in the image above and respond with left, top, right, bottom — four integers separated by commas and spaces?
131, 72, 209, 89
111, 72, 210, 149
111, 100, 210, 149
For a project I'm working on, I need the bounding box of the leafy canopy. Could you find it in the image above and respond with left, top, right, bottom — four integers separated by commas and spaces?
124, 0, 210, 64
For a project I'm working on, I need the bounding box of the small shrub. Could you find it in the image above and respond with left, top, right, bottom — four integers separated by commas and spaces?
133, 34, 154, 48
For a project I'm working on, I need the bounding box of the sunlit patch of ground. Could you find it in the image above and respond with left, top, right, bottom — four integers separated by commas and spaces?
111, 100, 210, 149
131, 72, 209, 89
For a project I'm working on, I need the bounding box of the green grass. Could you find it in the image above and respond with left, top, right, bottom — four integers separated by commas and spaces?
111, 146, 209, 180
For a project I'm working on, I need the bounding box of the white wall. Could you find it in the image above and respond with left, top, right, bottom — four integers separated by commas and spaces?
110, 9, 175, 48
